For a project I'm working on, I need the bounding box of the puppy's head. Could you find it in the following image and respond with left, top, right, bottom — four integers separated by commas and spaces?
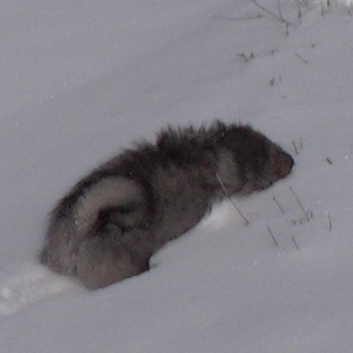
218, 124, 294, 194
250, 142, 294, 191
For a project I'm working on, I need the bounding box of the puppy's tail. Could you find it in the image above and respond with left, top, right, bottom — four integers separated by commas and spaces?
73, 177, 147, 236
40, 177, 148, 278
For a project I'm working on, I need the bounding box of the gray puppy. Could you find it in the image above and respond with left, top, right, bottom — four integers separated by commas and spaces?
40, 121, 294, 289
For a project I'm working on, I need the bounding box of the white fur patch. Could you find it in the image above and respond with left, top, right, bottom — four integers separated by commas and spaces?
74, 177, 143, 232
215, 149, 242, 194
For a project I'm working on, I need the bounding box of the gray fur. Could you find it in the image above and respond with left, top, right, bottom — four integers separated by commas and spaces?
39, 121, 294, 289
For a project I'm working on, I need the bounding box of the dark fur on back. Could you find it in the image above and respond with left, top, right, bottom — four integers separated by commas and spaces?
40, 121, 294, 289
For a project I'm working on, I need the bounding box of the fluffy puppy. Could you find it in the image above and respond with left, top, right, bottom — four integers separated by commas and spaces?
39, 121, 294, 289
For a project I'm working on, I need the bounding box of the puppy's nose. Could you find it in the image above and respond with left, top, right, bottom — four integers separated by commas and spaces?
272, 149, 294, 180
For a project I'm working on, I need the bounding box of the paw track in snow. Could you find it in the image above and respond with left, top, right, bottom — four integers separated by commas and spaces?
0, 264, 75, 316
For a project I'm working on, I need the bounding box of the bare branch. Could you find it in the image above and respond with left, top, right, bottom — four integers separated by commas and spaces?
251, 0, 294, 25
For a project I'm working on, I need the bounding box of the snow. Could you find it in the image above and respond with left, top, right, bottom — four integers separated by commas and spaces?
1, 1, 353, 352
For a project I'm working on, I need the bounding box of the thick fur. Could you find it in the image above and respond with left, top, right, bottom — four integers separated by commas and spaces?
39, 121, 294, 289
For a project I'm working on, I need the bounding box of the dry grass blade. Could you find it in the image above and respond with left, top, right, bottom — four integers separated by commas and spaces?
273, 196, 285, 214
216, 173, 249, 225
289, 186, 309, 220
291, 236, 300, 250
267, 227, 279, 247
295, 52, 308, 64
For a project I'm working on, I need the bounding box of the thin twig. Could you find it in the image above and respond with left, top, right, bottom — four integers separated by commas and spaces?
289, 186, 309, 220
251, 0, 294, 25
273, 197, 285, 214
216, 173, 249, 225
277, 0, 284, 20
326, 157, 333, 165
291, 236, 300, 250
267, 227, 279, 247
295, 52, 308, 64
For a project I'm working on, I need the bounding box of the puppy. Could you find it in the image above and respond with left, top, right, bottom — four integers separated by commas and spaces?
40, 121, 294, 289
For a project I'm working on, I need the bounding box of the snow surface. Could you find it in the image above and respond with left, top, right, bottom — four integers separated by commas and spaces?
1, 0, 353, 352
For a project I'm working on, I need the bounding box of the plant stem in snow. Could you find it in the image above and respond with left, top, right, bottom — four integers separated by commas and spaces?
267, 227, 279, 247
291, 236, 300, 250
273, 196, 286, 214
216, 173, 249, 225
289, 186, 310, 221
326, 211, 332, 232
